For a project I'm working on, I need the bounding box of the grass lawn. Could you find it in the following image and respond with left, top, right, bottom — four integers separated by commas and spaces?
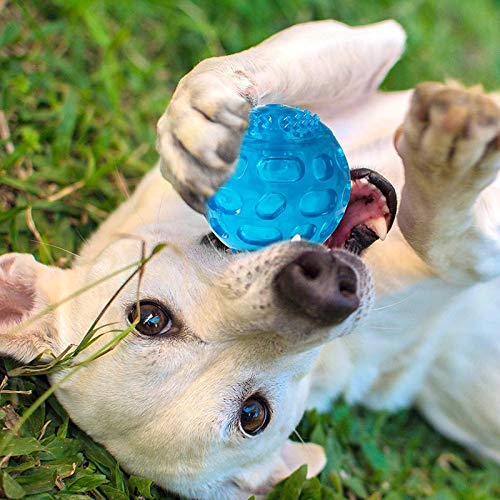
1, 0, 499, 498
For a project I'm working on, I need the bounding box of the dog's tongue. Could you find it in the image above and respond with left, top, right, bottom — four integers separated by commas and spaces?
323, 170, 397, 253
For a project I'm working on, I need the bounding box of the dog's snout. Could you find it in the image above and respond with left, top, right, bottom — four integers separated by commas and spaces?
275, 251, 360, 324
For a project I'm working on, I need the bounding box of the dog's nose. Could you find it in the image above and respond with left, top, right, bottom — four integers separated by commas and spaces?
275, 251, 359, 324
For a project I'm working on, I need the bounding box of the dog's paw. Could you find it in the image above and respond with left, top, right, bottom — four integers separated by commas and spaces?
157, 61, 255, 213
396, 82, 500, 199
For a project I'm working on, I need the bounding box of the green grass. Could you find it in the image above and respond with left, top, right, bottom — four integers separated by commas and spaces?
0, 0, 499, 498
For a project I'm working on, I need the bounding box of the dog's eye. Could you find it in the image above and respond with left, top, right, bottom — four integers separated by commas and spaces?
239, 396, 270, 436
128, 301, 175, 336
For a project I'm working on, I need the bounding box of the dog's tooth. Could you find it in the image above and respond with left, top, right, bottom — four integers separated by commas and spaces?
367, 216, 388, 240
291, 234, 302, 242
383, 204, 390, 214
359, 178, 369, 185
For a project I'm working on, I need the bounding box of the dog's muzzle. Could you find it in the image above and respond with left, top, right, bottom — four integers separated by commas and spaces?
274, 250, 359, 324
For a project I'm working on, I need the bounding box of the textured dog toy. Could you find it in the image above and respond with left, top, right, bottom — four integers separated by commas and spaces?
207, 104, 351, 251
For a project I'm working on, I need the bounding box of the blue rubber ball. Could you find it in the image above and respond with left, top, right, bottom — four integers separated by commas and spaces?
207, 104, 351, 251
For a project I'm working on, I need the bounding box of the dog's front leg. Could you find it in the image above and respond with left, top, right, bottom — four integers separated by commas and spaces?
396, 83, 500, 284
157, 20, 405, 213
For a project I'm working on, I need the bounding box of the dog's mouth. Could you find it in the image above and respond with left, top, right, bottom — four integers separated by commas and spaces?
323, 168, 397, 254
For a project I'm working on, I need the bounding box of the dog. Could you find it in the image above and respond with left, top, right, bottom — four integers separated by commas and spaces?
1, 19, 499, 499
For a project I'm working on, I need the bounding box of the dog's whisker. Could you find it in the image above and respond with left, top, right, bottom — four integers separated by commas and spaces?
292, 429, 306, 445
354, 316, 402, 331
197, 266, 226, 280
29, 240, 81, 259
371, 292, 416, 312
156, 192, 166, 225
75, 228, 89, 245
113, 168, 131, 200
364, 324, 401, 331
190, 253, 231, 283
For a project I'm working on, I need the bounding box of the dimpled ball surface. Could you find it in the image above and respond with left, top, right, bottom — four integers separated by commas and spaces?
207, 104, 351, 251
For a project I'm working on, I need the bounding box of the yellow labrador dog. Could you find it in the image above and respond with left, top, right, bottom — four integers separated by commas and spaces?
1, 20, 499, 499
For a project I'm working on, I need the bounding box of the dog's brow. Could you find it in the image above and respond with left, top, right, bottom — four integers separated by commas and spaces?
229, 377, 259, 402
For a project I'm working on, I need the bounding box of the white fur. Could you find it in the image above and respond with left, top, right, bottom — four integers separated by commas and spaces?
1, 19, 499, 498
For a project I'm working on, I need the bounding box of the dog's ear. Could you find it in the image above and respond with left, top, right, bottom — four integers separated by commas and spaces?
0, 253, 65, 363
279, 440, 326, 477
233, 440, 326, 495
